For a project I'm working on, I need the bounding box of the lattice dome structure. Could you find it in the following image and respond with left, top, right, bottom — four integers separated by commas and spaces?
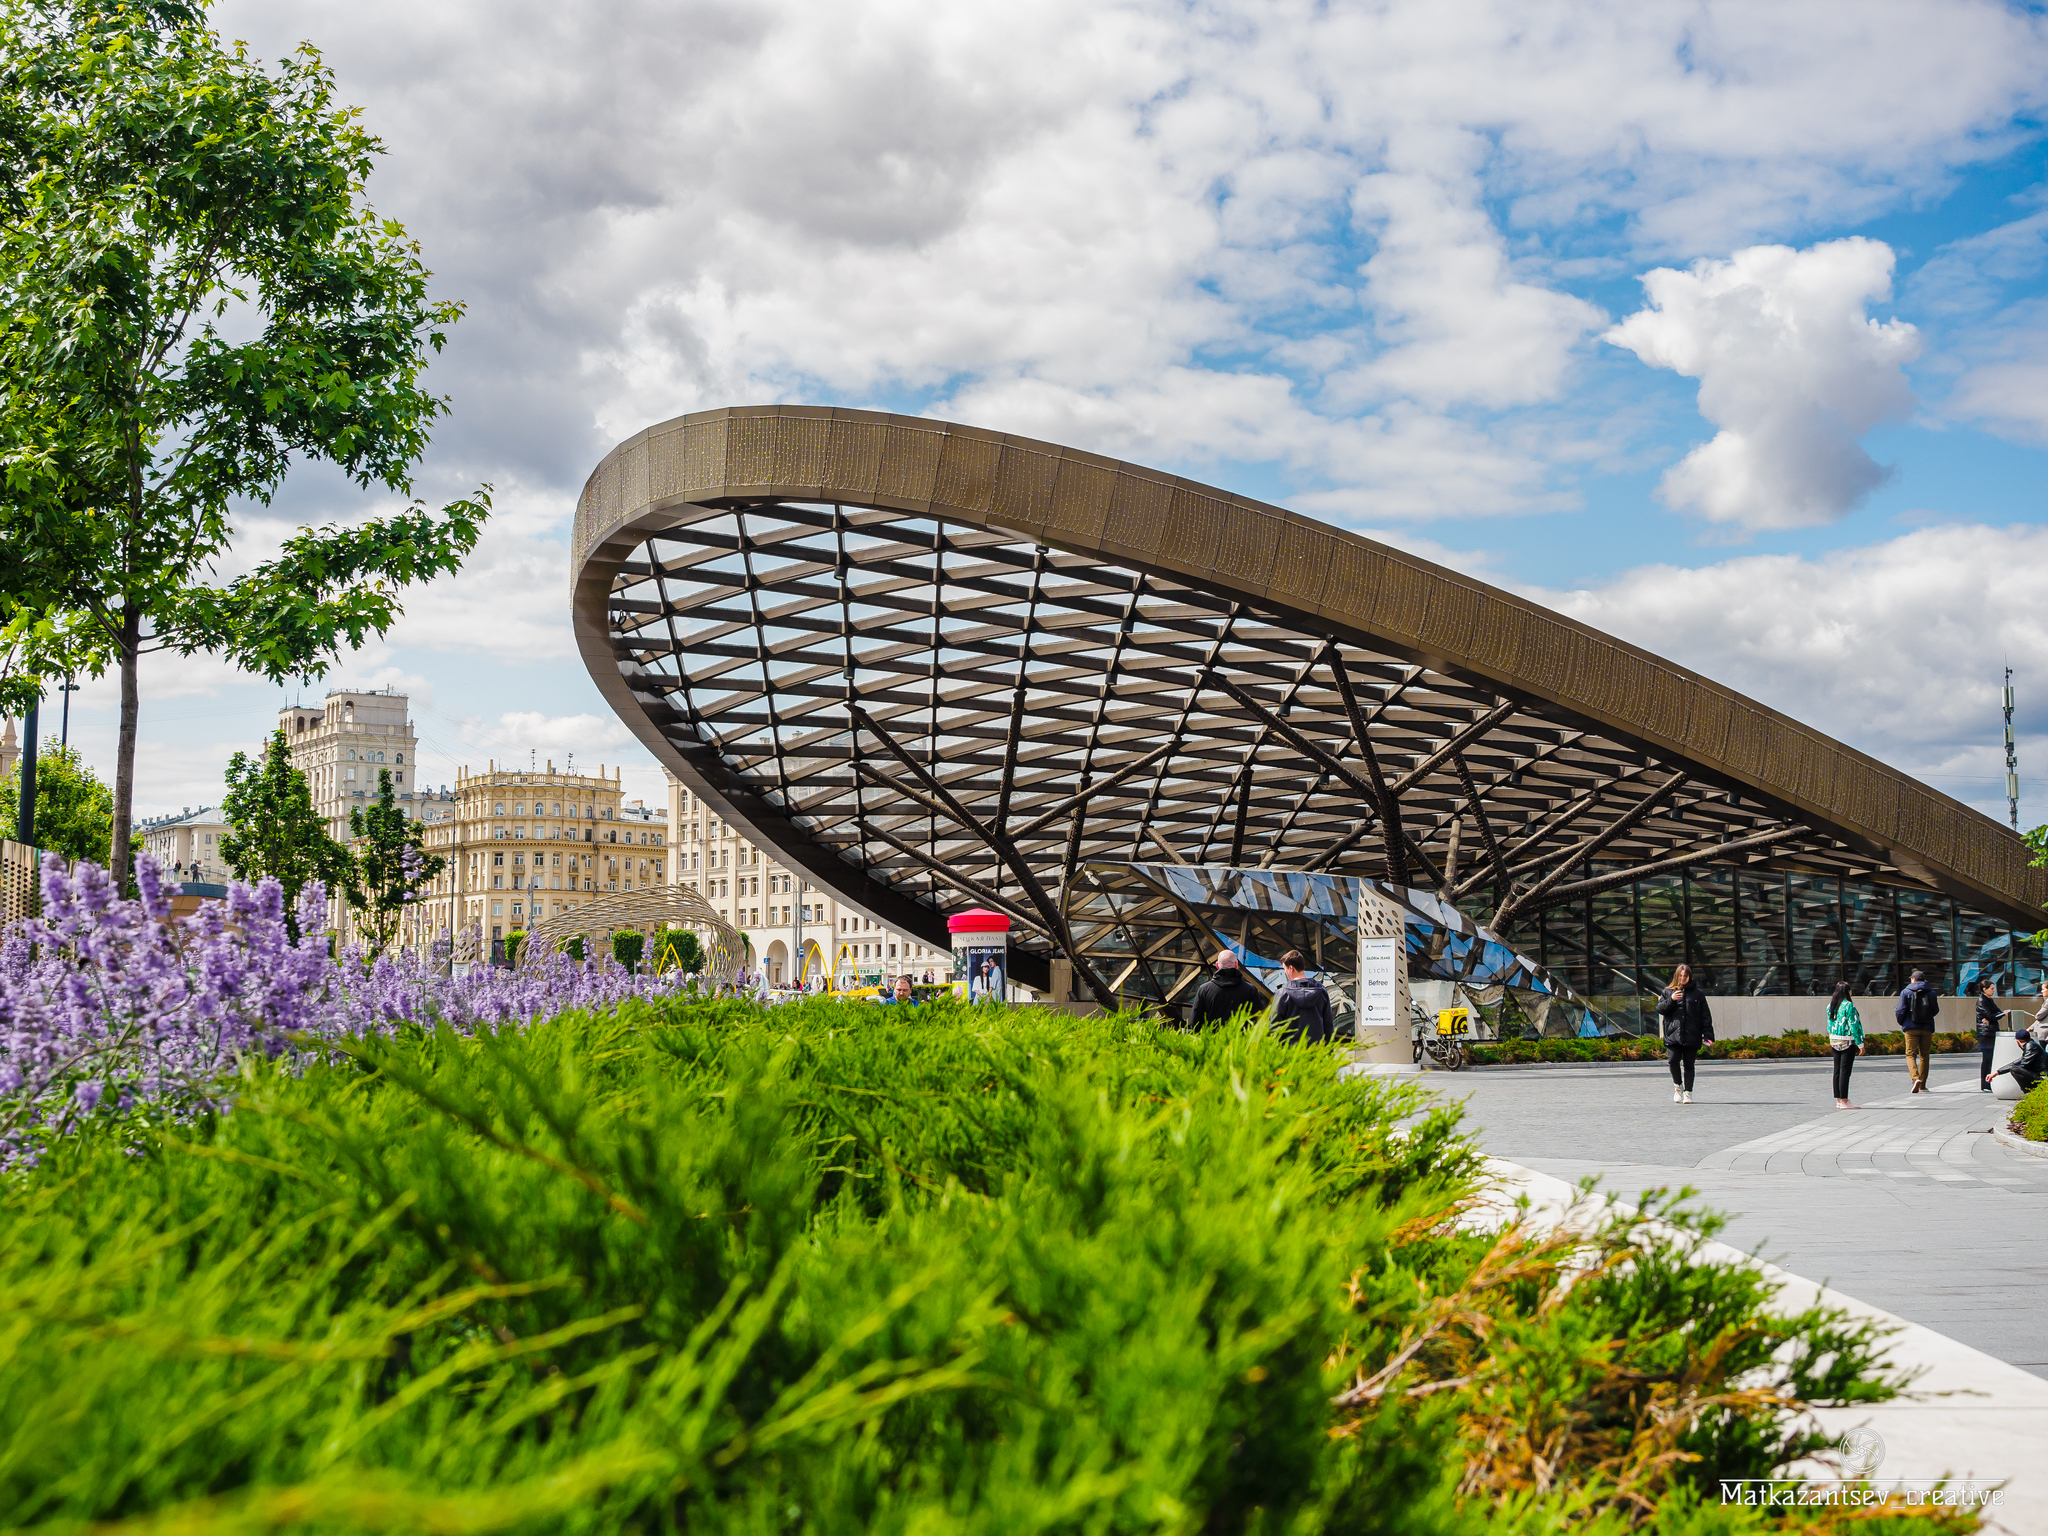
574, 406, 2048, 1015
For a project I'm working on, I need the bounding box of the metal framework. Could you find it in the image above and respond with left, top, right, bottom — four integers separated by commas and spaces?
572, 407, 2047, 1003
517, 882, 745, 980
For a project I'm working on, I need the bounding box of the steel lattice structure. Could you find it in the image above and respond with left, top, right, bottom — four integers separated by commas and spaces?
574, 406, 2047, 1008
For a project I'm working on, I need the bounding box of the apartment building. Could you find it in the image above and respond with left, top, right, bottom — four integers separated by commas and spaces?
279, 689, 421, 842
136, 806, 230, 886
415, 762, 667, 946
665, 774, 948, 988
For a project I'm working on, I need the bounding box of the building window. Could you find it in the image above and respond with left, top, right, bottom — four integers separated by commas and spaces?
492, 901, 503, 917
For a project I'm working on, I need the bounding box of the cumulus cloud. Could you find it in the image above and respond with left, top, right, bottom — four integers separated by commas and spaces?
205, 0, 2048, 523
1527, 523, 2048, 821
68, 0, 2048, 815
1603, 238, 1921, 532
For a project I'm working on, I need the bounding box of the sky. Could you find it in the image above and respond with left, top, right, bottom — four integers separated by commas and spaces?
64, 0, 2048, 830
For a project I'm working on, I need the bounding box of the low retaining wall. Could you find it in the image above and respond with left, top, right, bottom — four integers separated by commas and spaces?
1695, 993, 2038, 1040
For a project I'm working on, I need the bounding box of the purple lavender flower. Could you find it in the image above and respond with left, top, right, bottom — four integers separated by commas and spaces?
0, 854, 709, 1167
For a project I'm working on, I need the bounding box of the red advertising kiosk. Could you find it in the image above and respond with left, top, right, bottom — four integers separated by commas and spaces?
947, 909, 1011, 1003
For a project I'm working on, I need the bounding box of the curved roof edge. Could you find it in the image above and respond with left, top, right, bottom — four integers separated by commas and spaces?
572, 403, 2048, 930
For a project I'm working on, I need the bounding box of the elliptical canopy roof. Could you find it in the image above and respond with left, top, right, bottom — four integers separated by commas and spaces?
574, 405, 2046, 993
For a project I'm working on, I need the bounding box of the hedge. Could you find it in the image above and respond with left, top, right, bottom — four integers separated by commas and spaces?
0, 998, 1952, 1533
2013, 1079, 2048, 1143
1468, 1029, 1979, 1066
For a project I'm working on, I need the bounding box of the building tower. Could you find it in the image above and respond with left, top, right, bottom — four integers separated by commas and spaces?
279, 688, 421, 843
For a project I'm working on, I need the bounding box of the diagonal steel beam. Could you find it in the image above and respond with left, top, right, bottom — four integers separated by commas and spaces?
1453, 754, 1512, 899
851, 704, 1120, 1010
1493, 771, 1688, 929
1387, 698, 1521, 797
1010, 742, 1175, 840
1211, 674, 1383, 810
1515, 827, 1807, 916
1327, 655, 1404, 883
860, 823, 1050, 937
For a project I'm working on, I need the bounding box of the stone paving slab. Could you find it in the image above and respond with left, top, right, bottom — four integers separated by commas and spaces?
1486, 1160, 2048, 1536
1421, 1054, 2048, 1382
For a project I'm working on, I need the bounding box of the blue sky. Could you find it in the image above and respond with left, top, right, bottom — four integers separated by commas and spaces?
70, 0, 2048, 830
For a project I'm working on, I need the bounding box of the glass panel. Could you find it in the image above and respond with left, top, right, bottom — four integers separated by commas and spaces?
1541, 898, 1589, 990
1956, 906, 2011, 995
2011, 929, 2044, 998
1893, 888, 1954, 993
1736, 871, 1789, 996
1636, 874, 1687, 993
1786, 872, 1843, 994
1682, 868, 1736, 994
1841, 880, 1897, 993
1588, 881, 1644, 1032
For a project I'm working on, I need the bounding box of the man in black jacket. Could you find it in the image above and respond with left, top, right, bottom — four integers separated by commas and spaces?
1188, 951, 1263, 1028
1269, 949, 1335, 1045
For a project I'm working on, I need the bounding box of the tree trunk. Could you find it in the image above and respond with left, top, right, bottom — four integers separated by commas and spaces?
108, 610, 141, 890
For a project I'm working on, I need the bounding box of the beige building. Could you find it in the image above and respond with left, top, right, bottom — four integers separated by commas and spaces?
415, 762, 667, 949
665, 774, 948, 988
280, 689, 422, 842
136, 806, 230, 887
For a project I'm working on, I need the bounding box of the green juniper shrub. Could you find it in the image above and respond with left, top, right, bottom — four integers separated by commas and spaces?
501, 928, 526, 967
2012, 1079, 2048, 1143
648, 927, 702, 974
0, 1000, 1965, 1535
610, 929, 645, 972
561, 934, 586, 963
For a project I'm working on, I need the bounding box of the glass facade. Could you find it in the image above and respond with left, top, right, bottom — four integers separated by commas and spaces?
1526, 863, 2042, 1003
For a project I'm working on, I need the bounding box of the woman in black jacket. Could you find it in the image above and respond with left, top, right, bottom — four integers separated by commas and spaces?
1975, 977, 2005, 1093
1656, 963, 1715, 1104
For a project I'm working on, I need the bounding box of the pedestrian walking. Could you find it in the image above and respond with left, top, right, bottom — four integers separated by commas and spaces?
1825, 981, 1863, 1109
1655, 963, 1714, 1103
1268, 949, 1334, 1044
1188, 950, 1263, 1028
1974, 976, 2004, 1093
1894, 968, 1941, 1093
880, 975, 919, 1007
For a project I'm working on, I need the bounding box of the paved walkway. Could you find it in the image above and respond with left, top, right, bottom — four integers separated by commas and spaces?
1421, 1053, 2048, 1379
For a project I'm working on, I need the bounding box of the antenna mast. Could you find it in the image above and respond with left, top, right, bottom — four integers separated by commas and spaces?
2003, 666, 2018, 831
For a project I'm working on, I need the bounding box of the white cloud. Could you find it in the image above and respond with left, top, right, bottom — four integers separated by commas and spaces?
1603, 238, 1921, 532
202, 0, 2048, 525
1526, 523, 2048, 822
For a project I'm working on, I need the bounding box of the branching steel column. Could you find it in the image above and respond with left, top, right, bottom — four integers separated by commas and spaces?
1454, 753, 1512, 901
1494, 771, 1687, 930
1521, 827, 1807, 915
861, 823, 1048, 936
851, 705, 1120, 1011
1328, 655, 1404, 883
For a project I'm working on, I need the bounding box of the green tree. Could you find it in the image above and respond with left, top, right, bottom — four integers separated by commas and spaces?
346, 768, 440, 954
610, 930, 645, 972
0, 741, 111, 864
219, 727, 351, 939
650, 926, 702, 974
0, 0, 488, 888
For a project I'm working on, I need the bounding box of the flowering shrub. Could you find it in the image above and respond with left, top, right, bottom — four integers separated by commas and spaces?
0, 856, 697, 1166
